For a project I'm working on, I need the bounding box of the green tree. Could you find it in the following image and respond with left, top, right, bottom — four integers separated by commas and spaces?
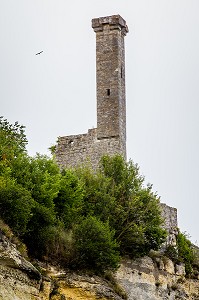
0, 176, 35, 236
99, 155, 166, 257
0, 116, 27, 165
75, 166, 115, 222
24, 202, 57, 257
177, 232, 194, 275
54, 169, 84, 228
73, 216, 120, 272
11, 153, 61, 210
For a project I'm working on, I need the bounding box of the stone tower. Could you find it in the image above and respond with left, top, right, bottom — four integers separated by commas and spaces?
55, 15, 128, 169
92, 15, 128, 154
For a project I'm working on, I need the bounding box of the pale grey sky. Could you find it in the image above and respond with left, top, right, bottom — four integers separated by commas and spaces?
1, 0, 199, 244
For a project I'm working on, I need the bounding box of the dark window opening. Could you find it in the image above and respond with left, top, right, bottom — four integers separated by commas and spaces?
107, 89, 110, 96
121, 67, 123, 78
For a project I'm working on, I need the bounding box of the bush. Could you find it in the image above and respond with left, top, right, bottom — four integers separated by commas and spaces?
54, 169, 84, 228
99, 155, 167, 257
31, 225, 74, 264
177, 232, 194, 275
165, 232, 195, 275
24, 202, 56, 257
164, 245, 178, 262
72, 216, 120, 273
0, 177, 34, 236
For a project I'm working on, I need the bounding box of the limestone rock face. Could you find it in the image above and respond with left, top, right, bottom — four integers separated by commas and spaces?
0, 232, 41, 300
0, 231, 199, 300
116, 257, 199, 300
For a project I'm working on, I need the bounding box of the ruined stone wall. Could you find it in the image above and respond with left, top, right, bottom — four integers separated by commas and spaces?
160, 203, 178, 248
55, 15, 128, 171
55, 128, 125, 170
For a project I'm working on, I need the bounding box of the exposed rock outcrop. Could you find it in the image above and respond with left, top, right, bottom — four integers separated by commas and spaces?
0, 232, 199, 300
116, 256, 199, 300
0, 231, 41, 300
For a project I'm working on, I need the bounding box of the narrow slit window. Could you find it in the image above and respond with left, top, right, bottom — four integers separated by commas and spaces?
121, 67, 123, 78
107, 89, 110, 96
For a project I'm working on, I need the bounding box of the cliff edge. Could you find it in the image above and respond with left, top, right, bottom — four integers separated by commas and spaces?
0, 232, 199, 300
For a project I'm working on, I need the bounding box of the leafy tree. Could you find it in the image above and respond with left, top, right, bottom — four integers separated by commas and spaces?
0, 176, 34, 236
165, 232, 195, 275
0, 116, 168, 271
74, 166, 115, 222
24, 202, 57, 257
54, 169, 84, 228
11, 153, 61, 209
0, 116, 27, 165
99, 155, 166, 257
72, 216, 120, 272
177, 232, 194, 275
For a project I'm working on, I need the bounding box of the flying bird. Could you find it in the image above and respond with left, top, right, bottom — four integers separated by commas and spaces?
36, 51, 43, 55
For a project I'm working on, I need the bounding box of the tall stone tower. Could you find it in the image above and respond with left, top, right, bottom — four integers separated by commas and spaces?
92, 15, 128, 154
55, 15, 128, 169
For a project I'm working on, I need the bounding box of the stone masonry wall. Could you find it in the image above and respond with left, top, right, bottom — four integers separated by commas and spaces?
160, 203, 178, 248
92, 15, 128, 147
56, 15, 128, 171
55, 128, 125, 170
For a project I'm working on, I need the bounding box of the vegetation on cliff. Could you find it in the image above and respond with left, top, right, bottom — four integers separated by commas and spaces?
0, 117, 195, 275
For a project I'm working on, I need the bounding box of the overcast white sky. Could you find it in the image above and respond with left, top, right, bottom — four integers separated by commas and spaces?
1, 0, 199, 244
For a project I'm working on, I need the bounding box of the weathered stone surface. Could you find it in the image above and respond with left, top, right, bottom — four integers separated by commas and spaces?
116, 258, 199, 300
160, 203, 178, 250
56, 14, 128, 170
0, 232, 41, 300
56, 128, 125, 170
163, 258, 175, 274
176, 263, 186, 276
1, 232, 199, 300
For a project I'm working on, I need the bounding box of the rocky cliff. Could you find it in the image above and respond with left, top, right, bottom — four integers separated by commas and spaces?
0, 232, 199, 300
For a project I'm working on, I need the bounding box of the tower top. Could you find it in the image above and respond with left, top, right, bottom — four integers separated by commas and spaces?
92, 15, 129, 35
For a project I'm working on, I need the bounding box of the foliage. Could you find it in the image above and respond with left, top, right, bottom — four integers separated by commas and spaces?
165, 232, 195, 275
11, 153, 61, 209
72, 216, 120, 272
99, 155, 166, 257
0, 116, 27, 165
0, 176, 35, 236
24, 202, 56, 257
0, 117, 168, 272
54, 169, 84, 228
75, 165, 115, 222
177, 232, 194, 275
164, 245, 178, 262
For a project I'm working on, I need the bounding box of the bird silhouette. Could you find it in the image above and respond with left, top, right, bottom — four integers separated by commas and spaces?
36, 51, 43, 55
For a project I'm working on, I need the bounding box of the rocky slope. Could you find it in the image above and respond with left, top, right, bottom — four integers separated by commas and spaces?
0, 232, 199, 300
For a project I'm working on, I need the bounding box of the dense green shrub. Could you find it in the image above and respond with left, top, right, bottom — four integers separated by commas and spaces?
72, 216, 120, 272
24, 202, 56, 257
11, 153, 61, 209
0, 117, 168, 272
27, 224, 74, 263
54, 169, 84, 228
0, 116, 27, 164
99, 155, 167, 257
74, 165, 116, 223
0, 177, 34, 236
165, 232, 195, 275
177, 232, 194, 275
